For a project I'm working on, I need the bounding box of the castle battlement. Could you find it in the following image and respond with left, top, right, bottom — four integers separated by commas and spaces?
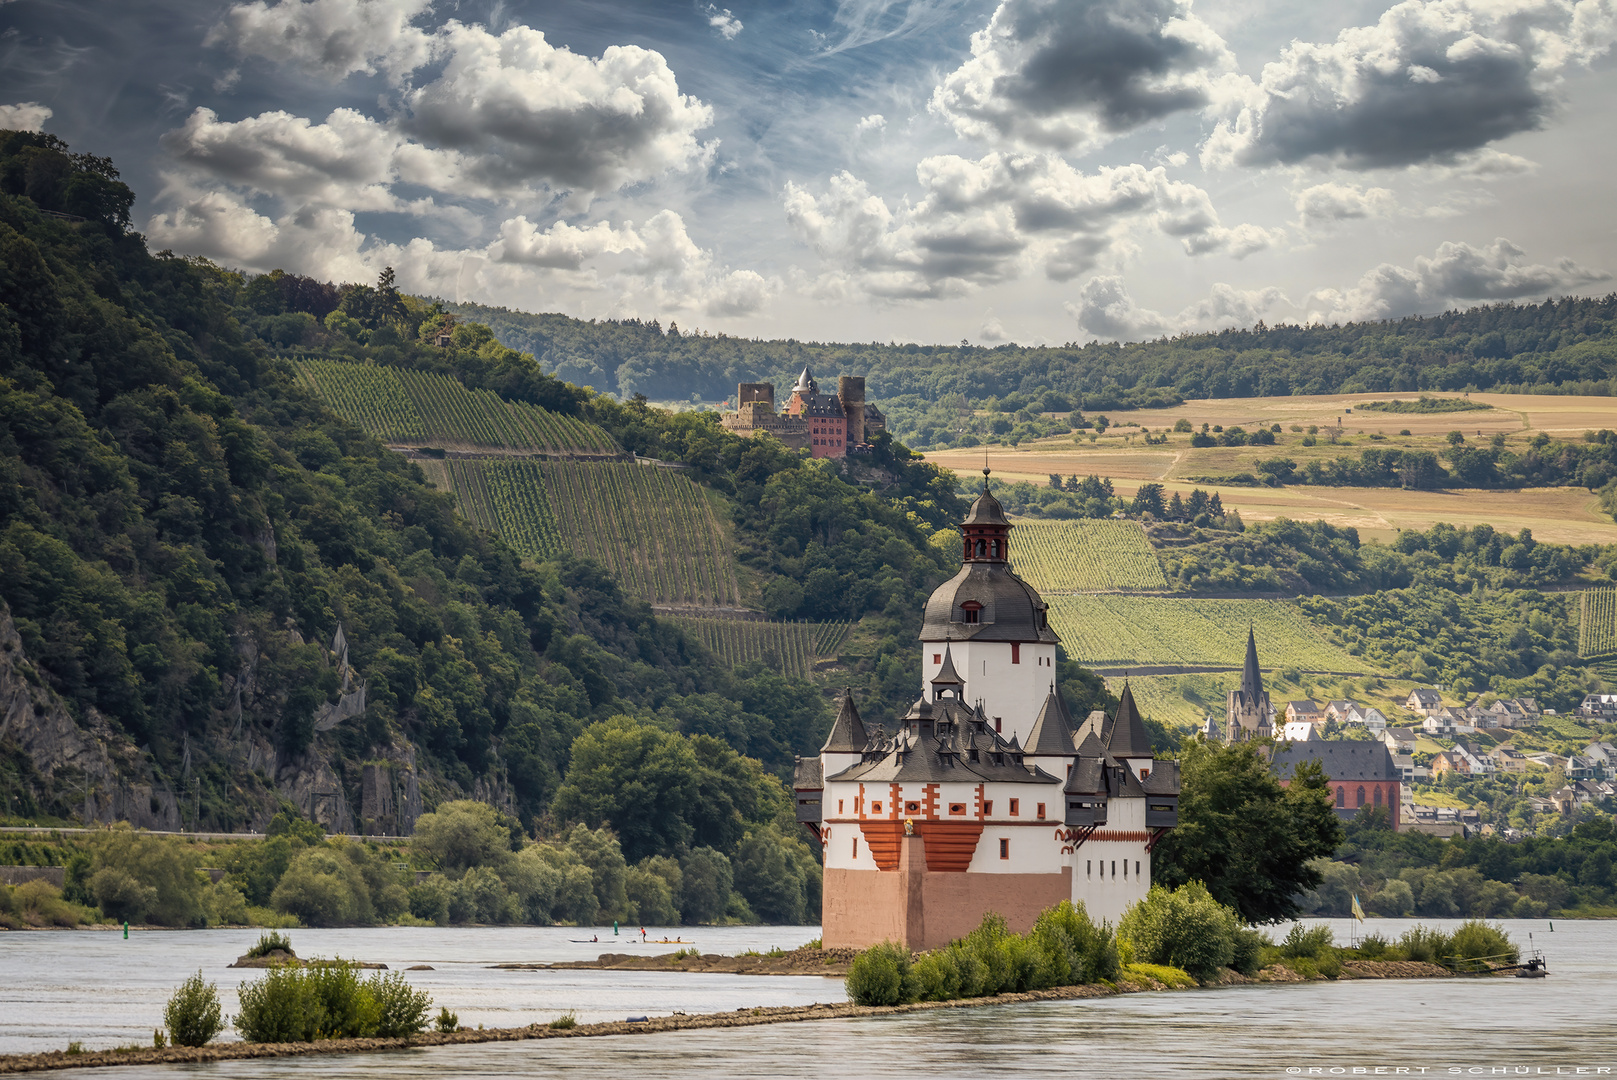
719, 367, 885, 459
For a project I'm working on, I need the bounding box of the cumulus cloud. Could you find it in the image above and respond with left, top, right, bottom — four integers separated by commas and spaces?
1306, 237, 1610, 321
1065, 275, 1288, 340
205, 0, 436, 81
704, 5, 743, 39
402, 22, 714, 198
1203, 0, 1617, 170
1293, 182, 1398, 229
932, 0, 1235, 153
0, 102, 52, 130
784, 152, 1282, 299
856, 113, 887, 134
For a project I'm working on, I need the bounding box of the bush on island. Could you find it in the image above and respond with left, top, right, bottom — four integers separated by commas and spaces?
235, 961, 434, 1042
164, 971, 224, 1047
1119, 882, 1242, 982
845, 941, 911, 1006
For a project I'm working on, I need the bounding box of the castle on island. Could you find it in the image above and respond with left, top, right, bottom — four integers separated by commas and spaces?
794, 474, 1180, 949
720, 367, 885, 459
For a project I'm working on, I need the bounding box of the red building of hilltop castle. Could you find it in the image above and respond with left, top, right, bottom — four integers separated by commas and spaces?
720, 367, 885, 459
793, 473, 1180, 950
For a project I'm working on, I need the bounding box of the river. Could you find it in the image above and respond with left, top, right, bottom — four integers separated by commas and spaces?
3, 918, 1612, 1078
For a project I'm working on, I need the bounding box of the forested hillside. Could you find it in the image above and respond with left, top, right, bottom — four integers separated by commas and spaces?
0, 129, 1059, 903
446, 293, 1617, 416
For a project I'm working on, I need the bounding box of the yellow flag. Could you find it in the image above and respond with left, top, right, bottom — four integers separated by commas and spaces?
1351, 894, 1366, 922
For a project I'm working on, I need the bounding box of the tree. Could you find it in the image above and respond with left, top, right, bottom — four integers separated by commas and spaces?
411, 801, 515, 873
1153, 740, 1344, 924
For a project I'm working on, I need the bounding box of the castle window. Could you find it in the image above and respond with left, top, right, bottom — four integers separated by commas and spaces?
949, 803, 966, 815
933, 654, 941, 664
1136, 861, 1140, 877
994, 717, 1002, 733
1036, 803, 1045, 819
872, 801, 882, 814
1011, 642, 1020, 664
905, 801, 920, 814
1141, 769, 1150, 780
983, 801, 992, 815
974, 539, 987, 558
999, 839, 1009, 860
961, 601, 981, 624
1009, 799, 1019, 816
1374, 786, 1382, 806
1336, 787, 1345, 807
1087, 860, 1092, 879
1112, 861, 1116, 877
989, 540, 999, 558
1356, 786, 1366, 808
852, 838, 858, 858
1123, 860, 1127, 878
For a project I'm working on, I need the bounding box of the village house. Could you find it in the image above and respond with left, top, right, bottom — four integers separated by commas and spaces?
1323, 700, 1360, 724
1344, 705, 1390, 734
1280, 720, 1318, 742
1582, 741, 1617, 778
1489, 745, 1531, 773
1577, 694, 1617, 721
1406, 688, 1443, 715
1285, 700, 1323, 725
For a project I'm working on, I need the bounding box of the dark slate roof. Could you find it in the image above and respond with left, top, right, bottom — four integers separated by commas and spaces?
793, 756, 823, 789
1025, 688, 1077, 756
793, 366, 817, 393
1107, 683, 1153, 759
820, 688, 868, 753
1141, 761, 1180, 794
1240, 627, 1262, 699
921, 561, 1058, 644
826, 696, 1060, 786
931, 645, 965, 689
1271, 741, 1400, 783
962, 480, 1010, 526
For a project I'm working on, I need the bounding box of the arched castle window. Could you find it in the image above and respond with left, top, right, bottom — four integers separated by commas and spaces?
1335, 787, 1344, 807
974, 539, 987, 558
1374, 787, 1383, 807
989, 539, 1000, 558
961, 601, 982, 624
1356, 786, 1366, 808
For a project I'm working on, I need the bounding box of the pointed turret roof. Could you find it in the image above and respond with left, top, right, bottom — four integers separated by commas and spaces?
1240, 626, 1263, 700
1025, 686, 1078, 756
1107, 682, 1153, 759
931, 645, 965, 694
793, 365, 817, 394
820, 687, 868, 753
962, 470, 1010, 526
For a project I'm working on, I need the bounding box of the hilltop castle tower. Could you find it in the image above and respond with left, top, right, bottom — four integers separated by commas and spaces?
793, 472, 1179, 950
1225, 628, 1275, 742
720, 366, 885, 459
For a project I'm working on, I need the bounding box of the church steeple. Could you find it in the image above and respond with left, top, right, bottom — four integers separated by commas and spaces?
1240, 626, 1262, 701
961, 468, 1012, 564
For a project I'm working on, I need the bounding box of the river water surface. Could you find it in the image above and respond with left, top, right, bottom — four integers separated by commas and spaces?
4, 918, 1613, 1078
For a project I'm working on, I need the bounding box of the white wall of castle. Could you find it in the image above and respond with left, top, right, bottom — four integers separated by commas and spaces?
921, 640, 1057, 745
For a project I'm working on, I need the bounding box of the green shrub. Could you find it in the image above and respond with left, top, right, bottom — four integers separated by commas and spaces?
1448, 920, 1518, 965
236, 966, 322, 1043
908, 950, 962, 1001
1398, 925, 1452, 964
548, 1012, 578, 1030
366, 971, 432, 1038
1120, 883, 1239, 982
1230, 928, 1268, 976
164, 971, 224, 1047
1030, 900, 1120, 985
246, 930, 294, 959
845, 941, 911, 1006
1355, 933, 1389, 960
435, 1007, 459, 1033
307, 962, 379, 1039
1279, 923, 1335, 959
960, 914, 1013, 994
1315, 949, 1342, 979
1124, 962, 1196, 988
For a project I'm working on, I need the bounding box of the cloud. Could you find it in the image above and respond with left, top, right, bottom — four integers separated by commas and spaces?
704, 5, 743, 39
978, 311, 1008, 341
1203, 0, 1617, 171
0, 102, 52, 130
932, 0, 1235, 153
402, 22, 715, 198
856, 114, 887, 134
1293, 182, 1397, 229
1305, 237, 1611, 321
1065, 274, 1287, 339
784, 152, 1282, 299
205, 0, 436, 81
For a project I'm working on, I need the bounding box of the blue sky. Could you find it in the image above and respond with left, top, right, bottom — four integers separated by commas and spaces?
3, 0, 1615, 345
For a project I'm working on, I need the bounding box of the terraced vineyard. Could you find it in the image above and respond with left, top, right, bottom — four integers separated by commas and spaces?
1010, 520, 1170, 593
299, 360, 618, 456
1580, 588, 1617, 658
425, 459, 741, 606
667, 618, 854, 678
1047, 596, 1370, 673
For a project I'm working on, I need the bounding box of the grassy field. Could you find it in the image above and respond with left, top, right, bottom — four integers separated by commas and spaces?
1047, 595, 1372, 673
299, 359, 618, 456
666, 617, 853, 678
926, 391, 1617, 545
1009, 519, 1170, 593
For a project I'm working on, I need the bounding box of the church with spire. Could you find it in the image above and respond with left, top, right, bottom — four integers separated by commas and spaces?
1226, 628, 1276, 742
793, 472, 1180, 950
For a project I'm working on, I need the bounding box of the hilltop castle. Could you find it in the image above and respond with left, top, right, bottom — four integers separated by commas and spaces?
720, 367, 885, 459
793, 474, 1179, 949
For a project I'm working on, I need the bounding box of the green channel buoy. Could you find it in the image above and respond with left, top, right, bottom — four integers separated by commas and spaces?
614, 920, 619, 936
123, 921, 128, 940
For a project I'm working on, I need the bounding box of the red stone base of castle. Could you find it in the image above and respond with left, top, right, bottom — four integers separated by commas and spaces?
821, 835, 1070, 951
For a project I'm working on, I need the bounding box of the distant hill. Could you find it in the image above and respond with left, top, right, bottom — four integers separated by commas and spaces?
445, 295, 1617, 412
